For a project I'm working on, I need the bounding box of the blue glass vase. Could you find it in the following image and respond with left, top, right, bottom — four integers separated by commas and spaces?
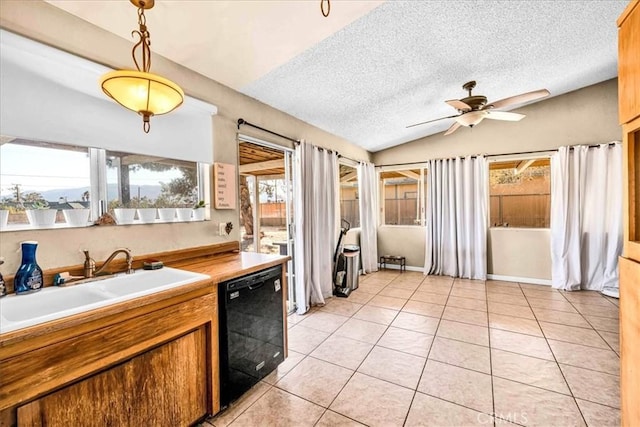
14, 241, 43, 294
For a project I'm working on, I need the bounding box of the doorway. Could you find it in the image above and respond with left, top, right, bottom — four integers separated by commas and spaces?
238, 136, 296, 313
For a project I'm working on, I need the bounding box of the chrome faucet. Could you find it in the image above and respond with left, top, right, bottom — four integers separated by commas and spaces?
84, 248, 134, 278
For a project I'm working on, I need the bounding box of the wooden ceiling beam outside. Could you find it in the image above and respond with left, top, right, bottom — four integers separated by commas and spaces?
341, 171, 358, 183
239, 159, 285, 174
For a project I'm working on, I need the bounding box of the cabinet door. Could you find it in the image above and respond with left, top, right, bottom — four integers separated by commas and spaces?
618, 0, 640, 125
620, 256, 640, 427
17, 327, 208, 427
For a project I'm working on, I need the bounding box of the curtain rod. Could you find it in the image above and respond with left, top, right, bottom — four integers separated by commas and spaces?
237, 118, 366, 164
377, 142, 619, 168
485, 143, 618, 158
237, 118, 300, 143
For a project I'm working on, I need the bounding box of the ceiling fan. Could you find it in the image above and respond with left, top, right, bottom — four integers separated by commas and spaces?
407, 81, 550, 136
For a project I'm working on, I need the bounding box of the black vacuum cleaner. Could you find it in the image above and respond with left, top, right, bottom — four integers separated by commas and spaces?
333, 219, 352, 297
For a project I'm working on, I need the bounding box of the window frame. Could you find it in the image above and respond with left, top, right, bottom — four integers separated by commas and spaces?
338, 158, 360, 229
487, 154, 553, 230
377, 164, 428, 227
0, 140, 211, 231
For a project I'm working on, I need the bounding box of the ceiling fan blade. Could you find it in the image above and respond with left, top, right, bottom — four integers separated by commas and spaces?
444, 122, 461, 136
485, 111, 526, 121
485, 89, 550, 110
406, 114, 460, 129
445, 99, 472, 112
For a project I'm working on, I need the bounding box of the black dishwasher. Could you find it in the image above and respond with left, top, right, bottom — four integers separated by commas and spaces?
218, 265, 284, 408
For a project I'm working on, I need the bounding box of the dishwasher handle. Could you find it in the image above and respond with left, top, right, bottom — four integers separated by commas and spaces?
248, 282, 266, 291
223, 266, 282, 292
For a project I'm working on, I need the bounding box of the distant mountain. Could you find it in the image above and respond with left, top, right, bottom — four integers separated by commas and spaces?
2, 185, 162, 203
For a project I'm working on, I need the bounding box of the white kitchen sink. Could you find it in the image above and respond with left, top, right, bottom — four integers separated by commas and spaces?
92, 267, 210, 297
0, 267, 211, 334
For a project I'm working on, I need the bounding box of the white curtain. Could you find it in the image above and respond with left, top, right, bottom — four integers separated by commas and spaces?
424, 156, 488, 280
358, 161, 378, 274
550, 143, 622, 294
293, 141, 339, 314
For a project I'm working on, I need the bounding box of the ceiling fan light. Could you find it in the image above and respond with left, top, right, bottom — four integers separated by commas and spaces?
455, 111, 486, 127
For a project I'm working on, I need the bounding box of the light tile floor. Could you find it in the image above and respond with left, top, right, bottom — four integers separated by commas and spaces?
206, 271, 620, 427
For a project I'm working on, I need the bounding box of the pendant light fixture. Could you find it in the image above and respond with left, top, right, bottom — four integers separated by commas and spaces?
99, 0, 184, 133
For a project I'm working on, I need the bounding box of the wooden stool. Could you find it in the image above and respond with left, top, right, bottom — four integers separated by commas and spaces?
379, 255, 406, 272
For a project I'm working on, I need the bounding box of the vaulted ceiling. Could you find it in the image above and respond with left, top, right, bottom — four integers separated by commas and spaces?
48, 0, 627, 152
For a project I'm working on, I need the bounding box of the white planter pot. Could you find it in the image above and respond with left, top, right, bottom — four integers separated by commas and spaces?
26, 209, 57, 227
63, 208, 90, 227
0, 209, 8, 229
157, 208, 176, 221
113, 208, 136, 225
176, 208, 192, 221
192, 208, 206, 221
137, 208, 157, 223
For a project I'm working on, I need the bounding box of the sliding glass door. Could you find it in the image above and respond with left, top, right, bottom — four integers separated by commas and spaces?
238, 136, 296, 313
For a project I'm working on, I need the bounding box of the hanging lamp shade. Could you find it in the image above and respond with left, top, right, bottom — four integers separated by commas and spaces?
100, 70, 184, 118
99, 0, 183, 133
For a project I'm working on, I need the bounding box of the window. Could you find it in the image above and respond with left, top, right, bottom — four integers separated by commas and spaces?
0, 138, 209, 231
339, 163, 359, 227
379, 168, 427, 226
106, 151, 199, 210
0, 139, 90, 228
489, 158, 551, 228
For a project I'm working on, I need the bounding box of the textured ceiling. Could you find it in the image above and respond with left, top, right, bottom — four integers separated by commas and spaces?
243, 0, 627, 151
46, 0, 626, 152
46, 0, 383, 89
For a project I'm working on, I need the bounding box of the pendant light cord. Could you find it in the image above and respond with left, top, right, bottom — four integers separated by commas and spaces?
132, 4, 152, 73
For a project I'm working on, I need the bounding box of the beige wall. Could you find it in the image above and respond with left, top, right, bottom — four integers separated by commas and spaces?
0, 1, 371, 273
373, 79, 621, 280
488, 228, 551, 280
378, 226, 425, 268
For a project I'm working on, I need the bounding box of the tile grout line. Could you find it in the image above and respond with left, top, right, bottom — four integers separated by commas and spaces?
402, 275, 455, 427
317, 271, 405, 421
279, 272, 405, 426
485, 278, 497, 427
520, 282, 590, 427
556, 292, 620, 354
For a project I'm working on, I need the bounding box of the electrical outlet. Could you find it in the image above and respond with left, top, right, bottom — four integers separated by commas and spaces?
219, 223, 226, 235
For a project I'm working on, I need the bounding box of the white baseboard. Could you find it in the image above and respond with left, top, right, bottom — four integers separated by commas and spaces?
379, 264, 424, 272
487, 274, 552, 286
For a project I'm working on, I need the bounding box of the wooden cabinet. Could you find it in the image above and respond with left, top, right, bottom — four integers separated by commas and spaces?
618, 2, 640, 426
618, 0, 640, 125
619, 257, 640, 427
0, 281, 218, 427
17, 328, 208, 427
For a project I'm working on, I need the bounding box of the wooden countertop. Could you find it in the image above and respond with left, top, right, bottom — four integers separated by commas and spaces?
169, 251, 290, 284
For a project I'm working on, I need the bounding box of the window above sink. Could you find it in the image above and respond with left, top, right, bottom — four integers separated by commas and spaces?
0, 138, 211, 231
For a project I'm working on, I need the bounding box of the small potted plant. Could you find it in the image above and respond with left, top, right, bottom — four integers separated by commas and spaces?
0, 203, 9, 229
63, 204, 90, 227
133, 197, 157, 223
26, 201, 57, 227
111, 200, 136, 225
192, 200, 206, 221
175, 203, 193, 221
155, 195, 179, 222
